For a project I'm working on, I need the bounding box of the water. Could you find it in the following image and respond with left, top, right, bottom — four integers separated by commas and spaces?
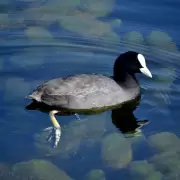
1, 0, 180, 179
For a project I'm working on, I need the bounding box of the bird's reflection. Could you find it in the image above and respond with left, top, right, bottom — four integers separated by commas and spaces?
25, 95, 149, 137
111, 96, 149, 136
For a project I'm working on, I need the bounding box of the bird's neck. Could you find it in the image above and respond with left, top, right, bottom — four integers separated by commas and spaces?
113, 70, 138, 88
113, 56, 138, 85
113, 71, 129, 82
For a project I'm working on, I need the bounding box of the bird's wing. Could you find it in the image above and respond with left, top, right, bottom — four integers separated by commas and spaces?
29, 74, 121, 108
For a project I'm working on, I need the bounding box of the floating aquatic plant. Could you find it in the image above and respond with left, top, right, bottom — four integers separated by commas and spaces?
128, 160, 163, 180
101, 133, 132, 169
148, 132, 180, 153
84, 169, 106, 180
12, 159, 72, 180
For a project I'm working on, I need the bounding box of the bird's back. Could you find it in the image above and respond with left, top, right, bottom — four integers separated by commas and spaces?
28, 74, 140, 110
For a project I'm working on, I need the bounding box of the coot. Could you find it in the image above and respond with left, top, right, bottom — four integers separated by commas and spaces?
26, 51, 152, 147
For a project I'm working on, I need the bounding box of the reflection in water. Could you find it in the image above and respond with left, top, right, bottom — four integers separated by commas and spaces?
26, 95, 149, 141
111, 97, 149, 135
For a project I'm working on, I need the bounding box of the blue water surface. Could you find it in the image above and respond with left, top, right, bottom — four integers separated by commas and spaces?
1, 0, 180, 179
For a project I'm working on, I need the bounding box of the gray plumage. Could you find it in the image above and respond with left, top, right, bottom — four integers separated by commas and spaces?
28, 74, 140, 110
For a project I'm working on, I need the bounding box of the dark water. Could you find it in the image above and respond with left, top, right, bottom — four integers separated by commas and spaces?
1, 0, 180, 180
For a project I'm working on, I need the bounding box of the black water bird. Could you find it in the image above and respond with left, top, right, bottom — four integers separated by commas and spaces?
26, 51, 152, 147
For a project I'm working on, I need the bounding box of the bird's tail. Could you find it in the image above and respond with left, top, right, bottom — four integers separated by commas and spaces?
25, 95, 34, 99
25, 92, 42, 102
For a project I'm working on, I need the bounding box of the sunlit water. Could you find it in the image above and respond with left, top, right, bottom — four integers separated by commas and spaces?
1, 0, 180, 180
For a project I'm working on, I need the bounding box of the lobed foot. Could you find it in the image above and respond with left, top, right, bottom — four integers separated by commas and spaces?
44, 111, 80, 148
44, 126, 61, 148
44, 110, 61, 148
74, 113, 81, 120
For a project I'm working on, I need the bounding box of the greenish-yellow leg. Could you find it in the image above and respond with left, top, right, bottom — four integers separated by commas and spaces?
49, 110, 60, 128
45, 110, 61, 148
